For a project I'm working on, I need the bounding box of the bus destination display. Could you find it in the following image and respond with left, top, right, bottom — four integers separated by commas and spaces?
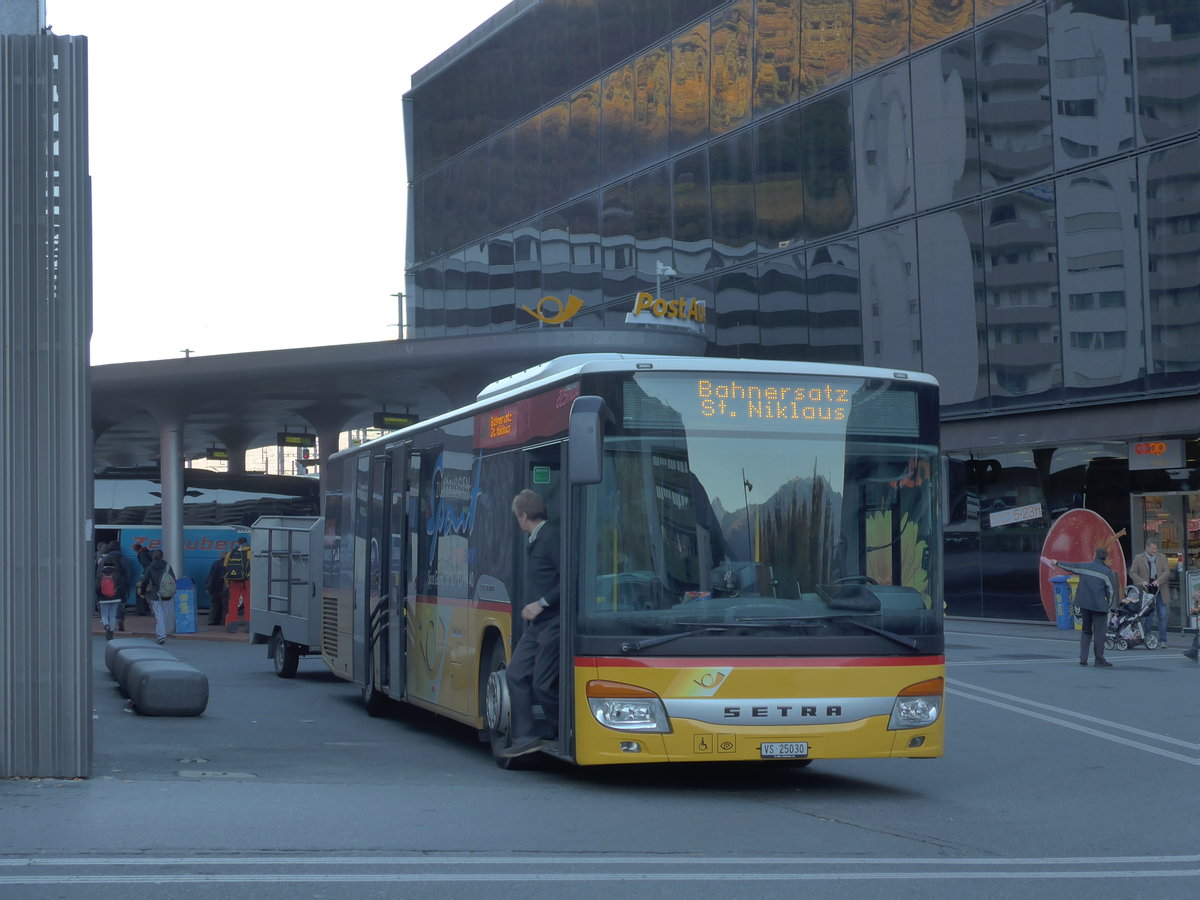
697, 379, 850, 423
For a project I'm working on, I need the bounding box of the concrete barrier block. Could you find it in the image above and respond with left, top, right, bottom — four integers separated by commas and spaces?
125, 659, 209, 717
104, 638, 158, 674
113, 647, 178, 694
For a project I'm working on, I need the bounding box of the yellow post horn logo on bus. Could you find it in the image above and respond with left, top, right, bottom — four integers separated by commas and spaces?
522, 294, 584, 325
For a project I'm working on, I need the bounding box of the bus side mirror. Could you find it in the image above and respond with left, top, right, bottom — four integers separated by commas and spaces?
569, 395, 611, 485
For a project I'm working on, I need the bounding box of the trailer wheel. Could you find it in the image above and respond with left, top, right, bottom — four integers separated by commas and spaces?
271, 630, 300, 678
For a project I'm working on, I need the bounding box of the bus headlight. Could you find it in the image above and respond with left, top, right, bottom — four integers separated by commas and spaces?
586, 680, 672, 733
888, 677, 943, 730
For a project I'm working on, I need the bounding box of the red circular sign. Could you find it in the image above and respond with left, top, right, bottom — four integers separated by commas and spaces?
1038, 509, 1126, 621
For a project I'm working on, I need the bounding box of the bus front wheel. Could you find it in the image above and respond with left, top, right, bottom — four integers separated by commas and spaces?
482, 641, 517, 767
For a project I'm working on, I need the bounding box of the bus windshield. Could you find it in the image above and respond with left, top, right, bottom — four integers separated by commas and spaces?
577, 371, 941, 655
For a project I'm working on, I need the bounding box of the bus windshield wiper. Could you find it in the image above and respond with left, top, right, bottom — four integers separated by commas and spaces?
619, 624, 730, 654
732, 615, 924, 653
827, 616, 923, 652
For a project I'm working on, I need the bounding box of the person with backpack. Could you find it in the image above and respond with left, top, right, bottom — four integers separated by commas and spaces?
132, 542, 154, 616
137, 549, 177, 644
223, 535, 252, 629
205, 553, 228, 626
95, 544, 127, 641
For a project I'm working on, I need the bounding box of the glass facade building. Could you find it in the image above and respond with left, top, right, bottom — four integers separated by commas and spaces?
404, 0, 1200, 623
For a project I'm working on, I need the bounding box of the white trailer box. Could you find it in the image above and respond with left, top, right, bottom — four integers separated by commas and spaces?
250, 516, 324, 677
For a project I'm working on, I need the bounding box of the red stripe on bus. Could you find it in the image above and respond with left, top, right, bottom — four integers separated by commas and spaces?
412, 595, 511, 614
574, 656, 944, 668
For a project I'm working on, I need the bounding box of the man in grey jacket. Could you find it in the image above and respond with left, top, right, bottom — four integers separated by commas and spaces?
1050, 548, 1118, 667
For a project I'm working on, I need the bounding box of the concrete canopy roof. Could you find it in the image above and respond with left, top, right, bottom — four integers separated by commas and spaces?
91, 329, 708, 468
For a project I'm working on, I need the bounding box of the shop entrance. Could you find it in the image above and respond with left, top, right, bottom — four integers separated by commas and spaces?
1130, 492, 1200, 635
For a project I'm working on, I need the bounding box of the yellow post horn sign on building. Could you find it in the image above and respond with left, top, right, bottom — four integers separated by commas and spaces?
625, 291, 706, 330
522, 294, 584, 325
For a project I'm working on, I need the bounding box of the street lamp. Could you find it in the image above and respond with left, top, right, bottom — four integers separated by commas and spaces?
389, 291, 406, 340
655, 259, 676, 300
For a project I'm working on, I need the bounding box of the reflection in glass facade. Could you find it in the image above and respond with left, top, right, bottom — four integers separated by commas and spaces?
406, 1, 1200, 620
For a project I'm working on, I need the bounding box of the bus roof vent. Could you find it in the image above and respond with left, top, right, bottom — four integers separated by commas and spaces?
476, 354, 640, 401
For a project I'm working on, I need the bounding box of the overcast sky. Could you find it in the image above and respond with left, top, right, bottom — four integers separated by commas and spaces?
46, 0, 513, 365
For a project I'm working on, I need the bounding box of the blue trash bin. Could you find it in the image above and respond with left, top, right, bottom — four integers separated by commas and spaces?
1051, 575, 1075, 629
173, 577, 196, 634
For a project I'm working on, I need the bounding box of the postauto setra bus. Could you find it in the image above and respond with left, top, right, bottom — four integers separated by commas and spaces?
320, 354, 944, 768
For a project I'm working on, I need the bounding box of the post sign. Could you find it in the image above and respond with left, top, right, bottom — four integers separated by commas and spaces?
1128, 439, 1183, 470
205, 447, 229, 461
624, 291, 706, 331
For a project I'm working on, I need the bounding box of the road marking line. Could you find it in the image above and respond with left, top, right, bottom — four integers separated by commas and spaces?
2, 870, 1199, 884
950, 678, 1200, 750
948, 688, 1200, 765
6, 854, 1200, 867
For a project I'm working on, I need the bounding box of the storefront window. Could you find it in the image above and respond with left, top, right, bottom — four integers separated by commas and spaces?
800, 0, 851, 96
568, 83, 601, 199
602, 63, 636, 182
860, 223, 921, 372
917, 204, 989, 413
753, 0, 799, 116
709, 131, 757, 264
671, 22, 711, 152
634, 46, 671, 172
983, 186, 1063, 408
712, 266, 759, 356
805, 238, 861, 364
977, 8, 1054, 188
672, 150, 713, 277
710, 0, 753, 135
1056, 159, 1145, 400
754, 108, 804, 252
853, 64, 915, 227
1130, 0, 1200, 145
912, 36, 981, 209
602, 181, 637, 306
1049, 0, 1134, 171
911, 0, 972, 52
801, 90, 856, 239
853, 0, 910, 74
757, 252, 807, 360
1142, 140, 1200, 391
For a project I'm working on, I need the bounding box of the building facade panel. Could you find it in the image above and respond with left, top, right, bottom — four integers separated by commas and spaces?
405, 0, 1200, 623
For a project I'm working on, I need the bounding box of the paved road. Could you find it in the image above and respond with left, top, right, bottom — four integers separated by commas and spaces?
1, 621, 1197, 898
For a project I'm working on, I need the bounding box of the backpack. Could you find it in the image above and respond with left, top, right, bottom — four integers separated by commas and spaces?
224, 548, 248, 581
157, 569, 177, 599
98, 564, 119, 599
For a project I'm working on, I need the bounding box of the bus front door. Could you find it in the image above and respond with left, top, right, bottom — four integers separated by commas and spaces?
517, 449, 565, 751
360, 453, 391, 714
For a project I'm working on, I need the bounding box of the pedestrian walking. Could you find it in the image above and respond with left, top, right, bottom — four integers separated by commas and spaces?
223, 536, 252, 628
137, 550, 177, 644
95, 544, 127, 641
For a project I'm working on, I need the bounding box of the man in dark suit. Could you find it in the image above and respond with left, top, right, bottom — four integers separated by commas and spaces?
502, 489, 561, 757
1049, 548, 1118, 667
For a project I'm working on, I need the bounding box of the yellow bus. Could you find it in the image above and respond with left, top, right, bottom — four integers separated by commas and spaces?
320, 354, 944, 768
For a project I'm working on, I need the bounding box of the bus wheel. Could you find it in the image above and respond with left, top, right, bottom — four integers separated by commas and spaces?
482, 642, 516, 767
271, 630, 300, 678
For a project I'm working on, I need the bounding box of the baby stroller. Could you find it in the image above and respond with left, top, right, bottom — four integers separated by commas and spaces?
1105, 585, 1159, 651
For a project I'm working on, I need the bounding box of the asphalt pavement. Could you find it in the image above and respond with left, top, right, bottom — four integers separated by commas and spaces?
1, 615, 1195, 899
